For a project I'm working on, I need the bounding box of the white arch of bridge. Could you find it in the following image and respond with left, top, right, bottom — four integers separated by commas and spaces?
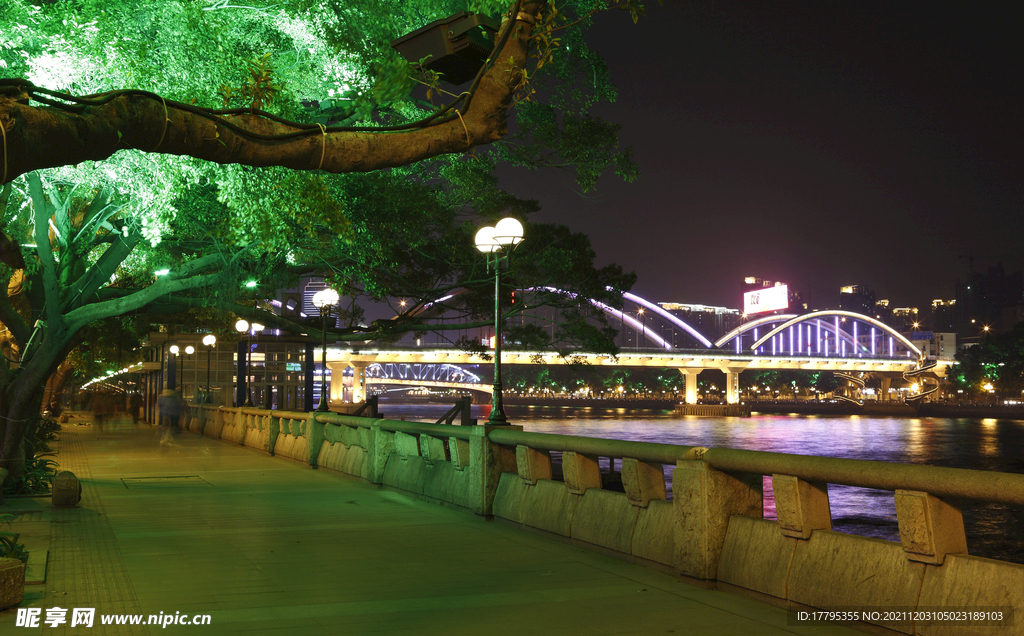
748, 310, 922, 358
536, 287, 713, 350
365, 362, 482, 384
718, 314, 868, 356
402, 289, 921, 359
714, 314, 797, 348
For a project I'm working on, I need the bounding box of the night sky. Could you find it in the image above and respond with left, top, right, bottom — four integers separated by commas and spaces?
497, 1, 1023, 312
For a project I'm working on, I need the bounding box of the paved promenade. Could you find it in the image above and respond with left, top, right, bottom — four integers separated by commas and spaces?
1, 415, 866, 635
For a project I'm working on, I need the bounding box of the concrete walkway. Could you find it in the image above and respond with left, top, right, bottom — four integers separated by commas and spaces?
1, 416, 868, 635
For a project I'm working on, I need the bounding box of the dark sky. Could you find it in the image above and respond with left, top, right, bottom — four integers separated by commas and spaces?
496, 1, 1024, 312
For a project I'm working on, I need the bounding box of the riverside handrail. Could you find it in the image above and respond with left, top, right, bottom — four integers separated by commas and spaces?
379, 420, 474, 440
702, 447, 1024, 507
487, 428, 1024, 507
488, 429, 695, 465
314, 413, 475, 440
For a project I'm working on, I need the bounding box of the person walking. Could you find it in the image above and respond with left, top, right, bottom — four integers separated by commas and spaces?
129, 392, 142, 424
158, 389, 182, 442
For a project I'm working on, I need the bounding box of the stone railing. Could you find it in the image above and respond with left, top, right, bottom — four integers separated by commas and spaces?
485, 429, 1024, 634
172, 406, 1023, 634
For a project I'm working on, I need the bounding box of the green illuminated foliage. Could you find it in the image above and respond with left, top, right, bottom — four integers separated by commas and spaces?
0, 0, 650, 484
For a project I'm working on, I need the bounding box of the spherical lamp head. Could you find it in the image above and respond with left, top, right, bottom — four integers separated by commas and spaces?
169, 345, 179, 355
235, 319, 249, 333
252, 323, 265, 333
474, 226, 499, 253
312, 288, 340, 309
185, 345, 195, 355
493, 217, 524, 246
202, 334, 217, 347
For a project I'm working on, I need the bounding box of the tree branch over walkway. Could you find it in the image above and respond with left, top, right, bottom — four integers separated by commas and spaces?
0, 1, 543, 185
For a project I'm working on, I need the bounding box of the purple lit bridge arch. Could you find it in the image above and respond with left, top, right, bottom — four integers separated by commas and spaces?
380, 289, 942, 406
715, 310, 922, 359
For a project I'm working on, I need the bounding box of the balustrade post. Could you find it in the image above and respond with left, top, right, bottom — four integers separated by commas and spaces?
562, 452, 601, 495
306, 412, 323, 468
472, 426, 519, 516
622, 458, 667, 507
772, 474, 831, 539
268, 415, 280, 457
895, 490, 967, 565
236, 407, 246, 445
673, 449, 762, 580
449, 437, 471, 471
515, 445, 552, 484
420, 435, 447, 466
369, 422, 394, 484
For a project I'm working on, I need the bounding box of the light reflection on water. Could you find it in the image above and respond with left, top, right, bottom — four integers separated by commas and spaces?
381, 402, 1024, 563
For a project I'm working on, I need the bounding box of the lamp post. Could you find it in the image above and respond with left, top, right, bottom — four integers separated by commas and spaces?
235, 319, 263, 406
181, 345, 194, 397
312, 288, 340, 411
202, 334, 216, 403
637, 307, 645, 351
169, 344, 179, 391
475, 217, 525, 425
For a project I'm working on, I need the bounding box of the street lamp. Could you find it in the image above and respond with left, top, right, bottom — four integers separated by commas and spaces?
637, 307, 645, 351
311, 288, 340, 412
202, 334, 216, 403
235, 319, 255, 406
475, 217, 525, 425
181, 345, 194, 397
169, 344, 180, 391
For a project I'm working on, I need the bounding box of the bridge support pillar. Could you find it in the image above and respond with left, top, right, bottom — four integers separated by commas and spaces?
349, 361, 368, 404
325, 362, 347, 407
679, 370, 702, 405
725, 370, 740, 405
880, 376, 892, 401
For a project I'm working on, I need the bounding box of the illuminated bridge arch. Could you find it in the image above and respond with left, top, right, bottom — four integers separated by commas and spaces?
715, 314, 798, 351
748, 310, 922, 359
365, 362, 482, 384
412, 287, 715, 351
539, 288, 714, 350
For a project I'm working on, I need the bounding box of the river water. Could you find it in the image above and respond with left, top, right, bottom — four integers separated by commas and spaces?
381, 402, 1024, 564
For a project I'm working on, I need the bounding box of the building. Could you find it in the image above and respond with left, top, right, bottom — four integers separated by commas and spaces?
931, 299, 956, 332
874, 299, 893, 325
657, 303, 742, 343
890, 307, 920, 332
908, 331, 957, 359
839, 285, 876, 316
954, 263, 1023, 335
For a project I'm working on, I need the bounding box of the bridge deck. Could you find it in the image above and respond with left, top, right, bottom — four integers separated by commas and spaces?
5, 416, 866, 635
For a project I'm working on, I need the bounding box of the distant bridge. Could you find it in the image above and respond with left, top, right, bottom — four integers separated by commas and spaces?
326, 343, 950, 406
364, 362, 490, 396
330, 293, 948, 405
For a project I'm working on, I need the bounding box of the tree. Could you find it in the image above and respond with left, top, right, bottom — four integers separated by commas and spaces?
0, 0, 640, 185
0, 0, 648, 485
952, 323, 1024, 401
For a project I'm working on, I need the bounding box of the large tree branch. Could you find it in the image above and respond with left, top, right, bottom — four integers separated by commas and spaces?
65, 269, 224, 331
63, 231, 142, 312
27, 173, 61, 325
0, 2, 543, 185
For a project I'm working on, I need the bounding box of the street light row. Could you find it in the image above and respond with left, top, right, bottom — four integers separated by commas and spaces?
120, 219, 524, 412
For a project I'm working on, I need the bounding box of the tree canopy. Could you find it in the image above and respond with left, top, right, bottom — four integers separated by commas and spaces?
0, 0, 650, 478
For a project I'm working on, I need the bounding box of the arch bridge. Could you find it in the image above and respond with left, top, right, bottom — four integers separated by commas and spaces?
330, 292, 949, 405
